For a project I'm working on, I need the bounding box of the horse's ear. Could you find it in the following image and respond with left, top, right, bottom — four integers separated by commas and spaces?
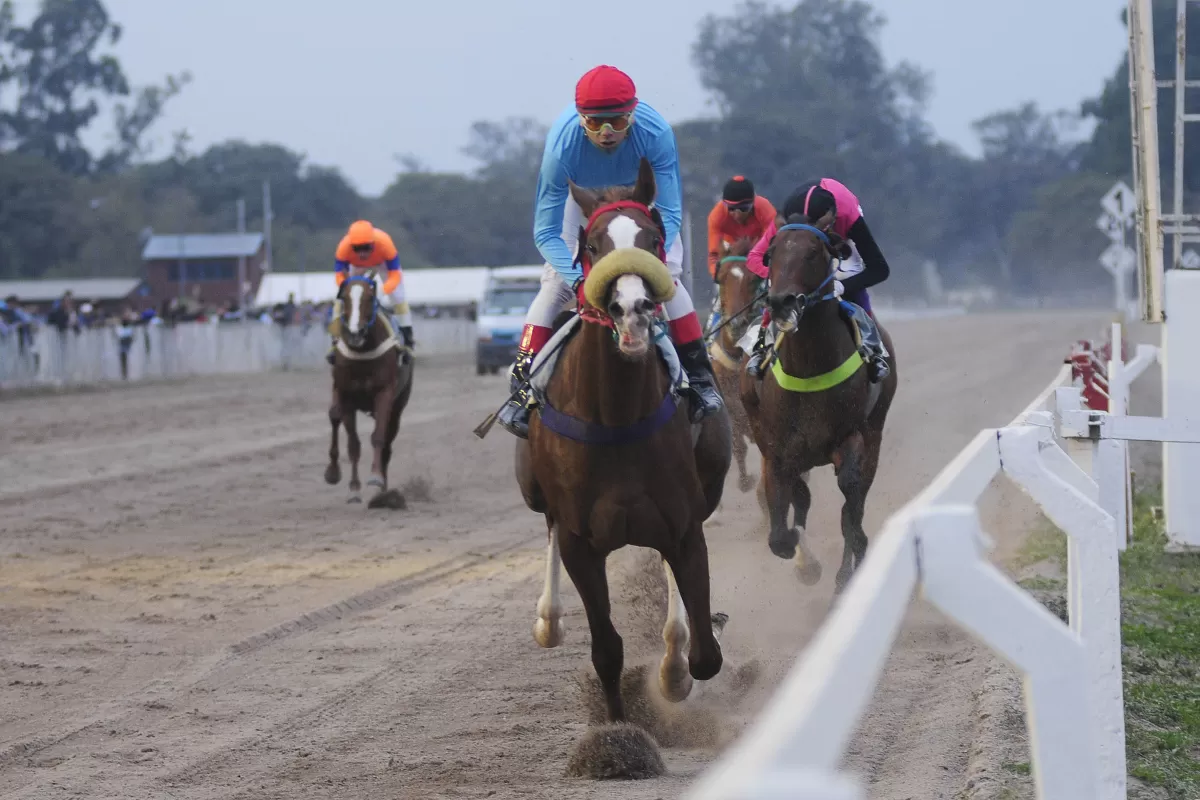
569, 179, 600, 219
632, 157, 656, 206
574, 224, 589, 264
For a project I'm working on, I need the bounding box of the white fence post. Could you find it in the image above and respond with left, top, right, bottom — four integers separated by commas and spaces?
915, 505, 1100, 800
997, 426, 1126, 800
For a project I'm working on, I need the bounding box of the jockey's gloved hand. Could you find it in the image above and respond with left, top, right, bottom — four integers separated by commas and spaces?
833, 280, 844, 298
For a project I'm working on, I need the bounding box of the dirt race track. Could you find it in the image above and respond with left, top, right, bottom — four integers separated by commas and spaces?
0, 310, 1108, 800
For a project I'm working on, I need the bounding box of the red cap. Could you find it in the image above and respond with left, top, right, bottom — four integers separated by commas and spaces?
575, 65, 638, 115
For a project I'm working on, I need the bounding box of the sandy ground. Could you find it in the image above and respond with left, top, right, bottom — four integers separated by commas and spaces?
0, 310, 1110, 800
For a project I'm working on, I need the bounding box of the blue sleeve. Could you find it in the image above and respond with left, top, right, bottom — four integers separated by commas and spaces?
646, 128, 683, 245
384, 255, 400, 272
334, 259, 349, 273
532, 145, 580, 281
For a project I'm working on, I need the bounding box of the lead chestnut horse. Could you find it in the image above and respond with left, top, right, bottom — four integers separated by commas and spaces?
740, 211, 897, 593
515, 159, 732, 750
324, 273, 414, 509
708, 235, 766, 493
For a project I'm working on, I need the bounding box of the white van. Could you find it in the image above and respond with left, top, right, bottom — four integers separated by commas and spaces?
475, 265, 544, 375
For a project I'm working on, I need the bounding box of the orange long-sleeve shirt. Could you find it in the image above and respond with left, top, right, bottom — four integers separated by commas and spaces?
706, 196, 777, 278
334, 229, 401, 294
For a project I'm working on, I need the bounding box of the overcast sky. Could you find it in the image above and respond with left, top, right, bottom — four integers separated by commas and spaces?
13, 0, 1129, 196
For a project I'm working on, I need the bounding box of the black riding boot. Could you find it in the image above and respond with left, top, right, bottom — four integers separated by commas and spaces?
676, 339, 724, 422
745, 324, 770, 379
497, 349, 536, 439
399, 325, 414, 348
841, 303, 890, 383
326, 337, 337, 365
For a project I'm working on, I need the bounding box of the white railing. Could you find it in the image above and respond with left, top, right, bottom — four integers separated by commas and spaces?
0, 318, 478, 390
687, 321, 1195, 800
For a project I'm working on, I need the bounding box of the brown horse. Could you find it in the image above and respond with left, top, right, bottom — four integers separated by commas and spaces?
740, 212, 897, 593
708, 235, 765, 493
515, 158, 732, 735
324, 272, 414, 509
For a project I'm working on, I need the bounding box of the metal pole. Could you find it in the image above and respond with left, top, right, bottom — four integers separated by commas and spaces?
262, 180, 273, 272
1174, 0, 1188, 273
1128, 0, 1145, 313
178, 233, 186, 301
237, 197, 247, 313
1132, 0, 1166, 322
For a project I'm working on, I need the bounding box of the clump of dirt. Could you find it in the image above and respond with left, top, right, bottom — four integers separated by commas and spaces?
576, 664, 723, 748
564, 722, 665, 780
400, 475, 434, 502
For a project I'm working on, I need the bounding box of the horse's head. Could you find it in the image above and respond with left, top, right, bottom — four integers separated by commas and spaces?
338, 272, 379, 348
765, 210, 852, 332
571, 157, 674, 359
716, 235, 762, 343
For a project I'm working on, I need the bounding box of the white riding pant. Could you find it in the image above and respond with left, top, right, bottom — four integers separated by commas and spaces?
525, 193, 697, 331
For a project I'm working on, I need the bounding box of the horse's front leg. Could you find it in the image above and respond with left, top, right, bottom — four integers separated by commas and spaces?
764, 456, 798, 559
533, 517, 565, 648
790, 471, 821, 585
833, 431, 871, 593
666, 525, 723, 683
558, 527, 624, 723
325, 400, 343, 485
367, 387, 395, 492
344, 407, 362, 503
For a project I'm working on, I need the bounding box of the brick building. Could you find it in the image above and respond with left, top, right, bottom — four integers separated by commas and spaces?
141, 233, 266, 309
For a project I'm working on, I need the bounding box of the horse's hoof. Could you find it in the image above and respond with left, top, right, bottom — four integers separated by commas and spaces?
768, 536, 797, 560
533, 616, 565, 648
347, 495, 362, 504
659, 656, 694, 703
710, 612, 729, 638
796, 559, 823, 586
324, 464, 341, 485
738, 474, 755, 493
367, 475, 384, 490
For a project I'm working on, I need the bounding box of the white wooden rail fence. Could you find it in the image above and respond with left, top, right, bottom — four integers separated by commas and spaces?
0, 318, 478, 390
686, 322, 1196, 800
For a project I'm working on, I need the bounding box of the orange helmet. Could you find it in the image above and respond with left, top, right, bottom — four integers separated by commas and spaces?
347, 220, 375, 246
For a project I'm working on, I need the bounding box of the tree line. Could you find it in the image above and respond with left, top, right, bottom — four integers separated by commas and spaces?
0, 0, 1187, 301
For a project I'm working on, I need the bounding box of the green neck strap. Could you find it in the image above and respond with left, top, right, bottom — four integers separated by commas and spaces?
771, 349, 863, 392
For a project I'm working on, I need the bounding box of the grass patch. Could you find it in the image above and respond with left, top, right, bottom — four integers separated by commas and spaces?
1011, 515, 1067, 572
1121, 486, 1200, 799
1001, 761, 1031, 776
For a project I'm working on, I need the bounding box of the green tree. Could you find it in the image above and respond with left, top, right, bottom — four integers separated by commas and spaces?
0, 0, 188, 174
0, 152, 82, 278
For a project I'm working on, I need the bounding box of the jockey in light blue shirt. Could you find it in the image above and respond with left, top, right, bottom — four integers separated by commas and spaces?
532, 102, 683, 281
496, 64, 723, 439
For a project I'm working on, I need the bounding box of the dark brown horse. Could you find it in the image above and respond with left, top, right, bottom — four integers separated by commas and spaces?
324, 272, 414, 509
740, 212, 897, 592
516, 158, 732, 733
708, 235, 765, 493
